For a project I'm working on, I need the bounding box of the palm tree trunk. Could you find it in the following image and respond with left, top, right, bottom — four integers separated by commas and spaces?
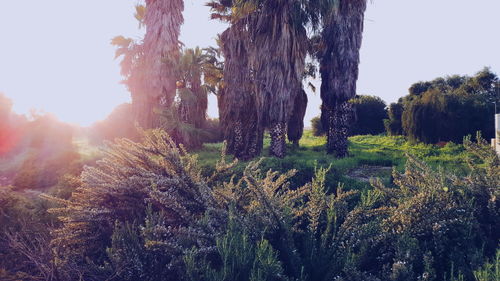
287, 89, 308, 148
320, 0, 367, 157
269, 122, 287, 158
230, 120, 264, 160
135, 95, 163, 129
142, 0, 184, 128
325, 101, 353, 157
251, 1, 307, 158
220, 22, 264, 160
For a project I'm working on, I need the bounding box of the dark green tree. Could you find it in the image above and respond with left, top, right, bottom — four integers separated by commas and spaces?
401, 69, 498, 144
311, 116, 326, 136
350, 95, 387, 136
384, 102, 404, 136
166, 47, 209, 149
90, 103, 139, 143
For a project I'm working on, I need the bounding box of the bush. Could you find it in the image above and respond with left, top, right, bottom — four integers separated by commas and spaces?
311, 116, 326, 136
46, 130, 238, 280
384, 102, 404, 136
38, 130, 500, 281
12, 148, 80, 190
90, 103, 140, 144
400, 68, 498, 144
350, 95, 387, 135
0, 186, 54, 280
11, 113, 82, 191
473, 249, 499, 281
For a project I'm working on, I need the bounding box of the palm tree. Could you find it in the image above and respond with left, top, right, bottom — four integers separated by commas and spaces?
112, 6, 148, 128
113, 1, 184, 129
162, 47, 209, 149
288, 62, 316, 148
208, 1, 264, 160
319, 0, 367, 157
176, 47, 208, 129
209, 0, 321, 159
249, 0, 308, 158
201, 38, 224, 98
141, 0, 184, 128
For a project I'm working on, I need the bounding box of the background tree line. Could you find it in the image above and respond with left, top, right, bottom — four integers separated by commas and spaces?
311, 68, 499, 145
385, 68, 499, 143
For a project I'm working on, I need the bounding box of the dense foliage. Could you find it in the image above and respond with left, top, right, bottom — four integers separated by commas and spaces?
389, 68, 499, 144
1, 1, 499, 280
350, 95, 388, 136
90, 103, 140, 143
2, 130, 496, 281
311, 116, 326, 137
384, 103, 404, 136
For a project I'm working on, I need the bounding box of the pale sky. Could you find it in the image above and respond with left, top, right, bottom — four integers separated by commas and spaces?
0, 0, 499, 126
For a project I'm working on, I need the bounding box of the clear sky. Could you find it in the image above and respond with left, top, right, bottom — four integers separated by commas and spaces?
0, 0, 499, 126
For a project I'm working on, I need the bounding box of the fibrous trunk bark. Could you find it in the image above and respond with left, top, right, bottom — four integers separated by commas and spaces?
141, 0, 184, 129
135, 95, 165, 129
270, 122, 287, 158
251, 1, 307, 158
228, 120, 264, 160
287, 89, 308, 148
324, 101, 353, 157
220, 22, 263, 160
320, 0, 367, 157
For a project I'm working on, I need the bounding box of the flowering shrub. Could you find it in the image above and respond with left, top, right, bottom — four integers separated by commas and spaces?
39, 130, 499, 281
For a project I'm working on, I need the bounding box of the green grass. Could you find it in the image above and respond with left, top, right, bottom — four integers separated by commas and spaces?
195, 131, 470, 191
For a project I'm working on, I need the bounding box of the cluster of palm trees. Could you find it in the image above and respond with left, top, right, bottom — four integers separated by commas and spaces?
117, 0, 367, 159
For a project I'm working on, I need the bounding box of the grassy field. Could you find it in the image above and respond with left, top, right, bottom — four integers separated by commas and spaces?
196, 131, 470, 191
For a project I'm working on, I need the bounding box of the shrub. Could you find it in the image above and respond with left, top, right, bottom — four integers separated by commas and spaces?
473, 249, 499, 281
43, 130, 499, 281
311, 116, 325, 136
370, 135, 499, 280
89, 103, 140, 144
350, 95, 387, 135
0, 186, 54, 280
400, 69, 498, 144
384, 102, 404, 136
46, 129, 238, 280
184, 218, 285, 281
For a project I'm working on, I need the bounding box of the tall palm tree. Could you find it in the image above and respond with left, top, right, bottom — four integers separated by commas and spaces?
208, 1, 264, 160
222, 22, 264, 159
250, 0, 308, 158
113, 2, 184, 129
209, 0, 320, 159
112, 6, 148, 128
141, 0, 184, 128
319, 0, 367, 157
